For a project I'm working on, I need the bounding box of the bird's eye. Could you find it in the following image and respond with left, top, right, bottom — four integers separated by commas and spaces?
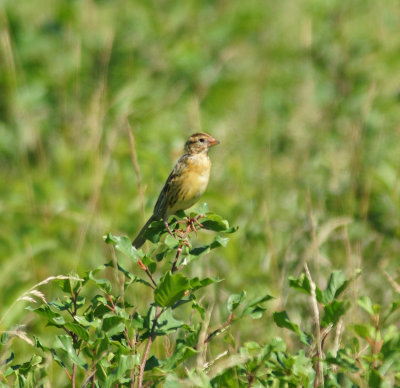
199, 138, 205, 143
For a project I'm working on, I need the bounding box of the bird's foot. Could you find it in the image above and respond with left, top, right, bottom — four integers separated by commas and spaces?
186, 214, 204, 232
171, 214, 205, 240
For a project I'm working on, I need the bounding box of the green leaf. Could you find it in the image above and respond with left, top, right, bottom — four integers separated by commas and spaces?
321, 300, 349, 327
288, 274, 311, 295
74, 315, 101, 329
28, 305, 66, 326
155, 272, 190, 308
161, 341, 197, 370
142, 220, 170, 244
241, 294, 274, 319
102, 316, 126, 337
352, 324, 372, 339
89, 271, 112, 294
64, 322, 89, 342
368, 368, 382, 387
192, 202, 209, 215
192, 301, 205, 319
144, 356, 160, 371
227, 291, 246, 313
320, 271, 347, 304
189, 277, 220, 292
325, 349, 359, 373
142, 254, 157, 274
147, 307, 184, 336
383, 300, 400, 324
201, 213, 236, 233
357, 296, 375, 316
104, 233, 141, 262
273, 311, 310, 345
131, 312, 145, 329
55, 335, 88, 370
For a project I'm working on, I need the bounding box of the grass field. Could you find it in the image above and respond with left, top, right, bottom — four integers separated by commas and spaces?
1, 0, 400, 386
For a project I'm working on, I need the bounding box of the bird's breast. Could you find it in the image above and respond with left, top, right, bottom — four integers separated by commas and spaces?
184, 154, 211, 197
167, 154, 211, 215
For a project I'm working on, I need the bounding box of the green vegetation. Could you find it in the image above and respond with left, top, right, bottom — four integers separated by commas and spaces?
1, 0, 400, 386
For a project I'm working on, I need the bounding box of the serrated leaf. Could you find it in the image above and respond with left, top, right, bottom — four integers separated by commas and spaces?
154, 272, 189, 308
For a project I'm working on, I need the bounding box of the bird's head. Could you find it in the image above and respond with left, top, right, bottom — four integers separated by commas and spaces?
184, 132, 220, 155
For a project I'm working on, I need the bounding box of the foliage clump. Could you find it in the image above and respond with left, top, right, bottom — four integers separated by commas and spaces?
1, 208, 400, 387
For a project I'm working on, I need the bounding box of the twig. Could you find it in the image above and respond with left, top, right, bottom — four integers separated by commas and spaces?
171, 245, 183, 273
137, 259, 157, 288
72, 363, 76, 388
126, 120, 145, 222
204, 314, 234, 345
137, 307, 164, 388
304, 263, 324, 388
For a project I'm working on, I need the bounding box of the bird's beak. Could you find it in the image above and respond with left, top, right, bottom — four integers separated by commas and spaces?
208, 137, 220, 147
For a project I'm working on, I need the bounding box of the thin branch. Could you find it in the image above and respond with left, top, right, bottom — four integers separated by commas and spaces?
72, 363, 77, 388
204, 314, 234, 345
137, 307, 164, 388
171, 245, 183, 273
137, 259, 157, 288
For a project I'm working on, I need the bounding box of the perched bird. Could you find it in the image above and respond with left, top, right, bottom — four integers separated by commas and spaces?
132, 132, 219, 248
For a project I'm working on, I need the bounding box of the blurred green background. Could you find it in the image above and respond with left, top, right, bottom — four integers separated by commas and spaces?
1, 0, 400, 358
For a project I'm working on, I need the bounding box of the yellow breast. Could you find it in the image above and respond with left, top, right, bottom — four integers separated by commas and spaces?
167, 153, 211, 215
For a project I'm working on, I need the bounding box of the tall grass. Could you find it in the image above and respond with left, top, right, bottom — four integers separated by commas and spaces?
1, 0, 400, 373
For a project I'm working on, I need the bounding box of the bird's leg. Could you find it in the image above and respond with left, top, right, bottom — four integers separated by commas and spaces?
193, 214, 205, 228
163, 219, 175, 238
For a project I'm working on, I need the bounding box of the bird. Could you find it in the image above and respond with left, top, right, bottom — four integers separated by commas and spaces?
132, 132, 219, 248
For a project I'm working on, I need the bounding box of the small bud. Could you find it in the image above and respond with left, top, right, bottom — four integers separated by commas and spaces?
137, 259, 147, 270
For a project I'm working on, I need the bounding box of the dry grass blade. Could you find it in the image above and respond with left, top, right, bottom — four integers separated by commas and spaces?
0, 329, 34, 346
1, 275, 84, 325
304, 263, 324, 388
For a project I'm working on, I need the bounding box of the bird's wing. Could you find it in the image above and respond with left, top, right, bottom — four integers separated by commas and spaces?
153, 154, 189, 218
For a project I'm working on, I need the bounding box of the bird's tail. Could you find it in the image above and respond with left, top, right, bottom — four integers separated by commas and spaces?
132, 214, 157, 248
